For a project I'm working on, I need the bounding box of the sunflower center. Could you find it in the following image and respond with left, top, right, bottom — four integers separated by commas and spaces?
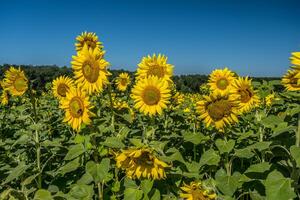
207, 99, 232, 121
82, 61, 99, 83
57, 83, 69, 97
135, 151, 154, 167
216, 78, 229, 90
120, 78, 128, 86
142, 86, 161, 105
191, 188, 206, 200
147, 66, 165, 78
69, 97, 84, 118
291, 77, 300, 87
239, 88, 253, 103
14, 77, 27, 92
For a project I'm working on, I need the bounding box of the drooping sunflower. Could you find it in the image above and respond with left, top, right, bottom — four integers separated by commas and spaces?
208, 68, 236, 95
60, 88, 94, 131
131, 76, 171, 116
75, 31, 103, 52
281, 69, 300, 91
232, 77, 260, 113
72, 44, 110, 94
180, 181, 217, 200
52, 76, 75, 99
196, 92, 239, 131
2, 67, 28, 96
115, 72, 131, 91
136, 54, 174, 82
115, 147, 169, 180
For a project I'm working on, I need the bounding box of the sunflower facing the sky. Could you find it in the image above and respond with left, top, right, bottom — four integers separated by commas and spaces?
281, 69, 300, 91
115, 72, 131, 91
208, 68, 236, 95
75, 31, 103, 52
2, 67, 28, 96
52, 76, 75, 99
72, 44, 110, 94
115, 147, 169, 180
60, 88, 94, 131
196, 92, 239, 131
131, 76, 171, 116
136, 54, 174, 82
232, 77, 260, 113
180, 181, 217, 200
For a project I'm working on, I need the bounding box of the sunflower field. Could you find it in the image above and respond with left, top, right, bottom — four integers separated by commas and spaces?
0, 32, 300, 200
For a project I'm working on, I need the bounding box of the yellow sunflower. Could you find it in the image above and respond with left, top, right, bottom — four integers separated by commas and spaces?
180, 181, 217, 200
196, 92, 239, 131
1, 91, 9, 106
72, 44, 110, 94
115, 147, 169, 180
75, 31, 103, 52
290, 52, 300, 68
208, 68, 236, 95
136, 54, 174, 82
131, 76, 171, 116
52, 76, 75, 99
232, 77, 260, 113
115, 72, 131, 91
265, 93, 278, 107
281, 69, 300, 91
2, 67, 28, 96
60, 88, 94, 131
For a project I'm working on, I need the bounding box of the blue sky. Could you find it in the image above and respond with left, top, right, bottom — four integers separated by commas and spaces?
0, 0, 300, 76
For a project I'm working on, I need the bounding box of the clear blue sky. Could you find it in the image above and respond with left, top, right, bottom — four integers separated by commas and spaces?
1, 0, 300, 76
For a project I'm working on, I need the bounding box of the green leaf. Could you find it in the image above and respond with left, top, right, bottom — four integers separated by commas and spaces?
141, 179, 153, 195
68, 184, 94, 200
183, 132, 209, 145
290, 145, 300, 168
249, 142, 271, 151
85, 158, 112, 183
216, 139, 235, 154
215, 169, 241, 196
34, 189, 53, 200
265, 170, 296, 200
149, 189, 160, 200
103, 137, 125, 148
199, 149, 220, 166
64, 144, 85, 161
261, 115, 283, 128
163, 148, 185, 163
235, 148, 254, 159
245, 162, 271, 174
124, 188, 143, 200
272, 125, 296, 138
130, 138, 144, 147
3, 162, 29, 184
58, 158, 80, 176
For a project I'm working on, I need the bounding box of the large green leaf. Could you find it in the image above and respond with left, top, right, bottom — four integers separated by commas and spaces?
34, 189, 53, 200
245, 162, 271, 174
64, 144, 85, 161
85, 158, 112, 183
199, 149, 220, 166
124, 188, 143, 200
141, 179, 153, 195
290, 145, 300, 168
68, 184, 94, 200
216, 139, 235, 154
58, 158, 80, 176
265, 170, 296, 200
3, 162, 29, 184
215, 169, 241, 196
103, 137, 125, 148
183, 132, 209, 145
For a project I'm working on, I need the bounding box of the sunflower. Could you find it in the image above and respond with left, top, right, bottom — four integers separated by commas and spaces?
196, 92, 239, 131
72, 44, 110, 94
136, 54, 174, 82
115, 72, 131, 91
115, 147, 169, 180
1, 91, 9, 105
131, 76, 171, 116
208, 68, 236, 95
281, 69, 300, 91
60, 88, 94, 131
290, 52, 300, 68
232, 77, 260, 113
180, 181, 217, 200
52, 76, 75, 99
2, 67, 28, 96
75, 31, 103, 52
265, 93, 275, 107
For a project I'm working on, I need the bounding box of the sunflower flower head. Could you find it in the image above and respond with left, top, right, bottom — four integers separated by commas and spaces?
131, 76, 171, 116
232, 77, 260, 114
180, 181, 217, 200
136, 54, 174, 83
72, 44, 110, 94
52, 76, 75, 99
196, 92, 239, 131
75, 31, 103, 52
281, 69, 300, 91
290, 52, 300, 69
2, 67, 28, 96
60, 87, 95, 131
115, 72, 131, 91
115, 147, 169, 180
208, 68, 236, 95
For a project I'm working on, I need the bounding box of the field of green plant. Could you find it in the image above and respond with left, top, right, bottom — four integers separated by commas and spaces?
0, 32, 300, 200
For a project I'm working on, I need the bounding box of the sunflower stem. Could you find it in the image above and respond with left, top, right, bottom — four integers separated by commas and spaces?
296, 113, 300, 147
107, 83, 115, 130
98, 182, 103, 200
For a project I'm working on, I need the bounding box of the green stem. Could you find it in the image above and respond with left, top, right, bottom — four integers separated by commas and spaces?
107, 84, 115, 130
98, 182, 103, 200
296, 113, 300, 147
259, 126, 265, 162
193, 122, 196, 161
